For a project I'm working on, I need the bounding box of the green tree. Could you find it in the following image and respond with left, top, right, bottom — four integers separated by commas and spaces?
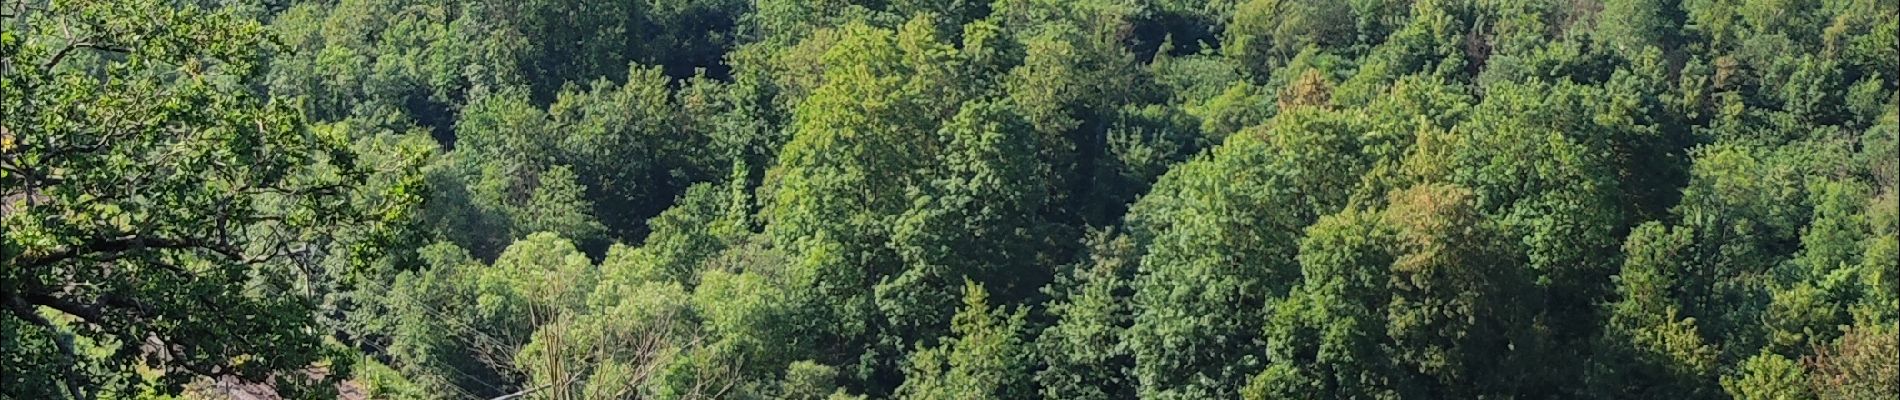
1721, 353, 1815, 400
1035, 230, 1139, 400
382, 242, 523, 398
1405, 81, 1639, 348
13, 0, 1900, 397
1592, 223, 1723, 399
483, 0, 744, 99
894, 281, 1034, 400
1122, 126, 1316, 399
1668, 144, 1811, 356
1224, 0, 1355, 76
515, 281, 700, 400
762, 19, 971, 392
880, 99, 1051, 342
1001, 17, 1156, 224
549, 65, 716, 240
1594, 0, 1680, 55
777, 360, 850, 400
601, 180, 749, 288
2, 1, 422, 398
1247, 208, 1406, 400
1247, 184, 1553, 398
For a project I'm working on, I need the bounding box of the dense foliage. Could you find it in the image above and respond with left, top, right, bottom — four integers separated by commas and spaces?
3, 0, 1895, 399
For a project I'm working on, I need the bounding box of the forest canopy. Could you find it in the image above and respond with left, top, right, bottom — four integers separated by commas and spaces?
2, 0, 1896, 399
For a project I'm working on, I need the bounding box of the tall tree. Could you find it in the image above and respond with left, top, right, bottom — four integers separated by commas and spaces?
1035, 230, 1139, 400
2, 1, 423, 398
881, 99, 1052, 343
893, 281, 1035, 400
1122, 125, 1314, 399
762, 18, 974, 392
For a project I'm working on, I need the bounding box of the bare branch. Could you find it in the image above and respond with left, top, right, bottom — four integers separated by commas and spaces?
44, 41, 131, 70
488, 384, 550, 400
12, 235, 205, 269
20, 291, 108, 325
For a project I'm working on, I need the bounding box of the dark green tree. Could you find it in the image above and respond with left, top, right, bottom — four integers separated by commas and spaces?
1035, 230, 1140, 400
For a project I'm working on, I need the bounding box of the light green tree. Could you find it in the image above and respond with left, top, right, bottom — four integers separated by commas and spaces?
894, 281, 1034, 400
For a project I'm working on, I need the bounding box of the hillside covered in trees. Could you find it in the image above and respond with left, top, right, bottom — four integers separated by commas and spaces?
3, 0, 1897, 398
